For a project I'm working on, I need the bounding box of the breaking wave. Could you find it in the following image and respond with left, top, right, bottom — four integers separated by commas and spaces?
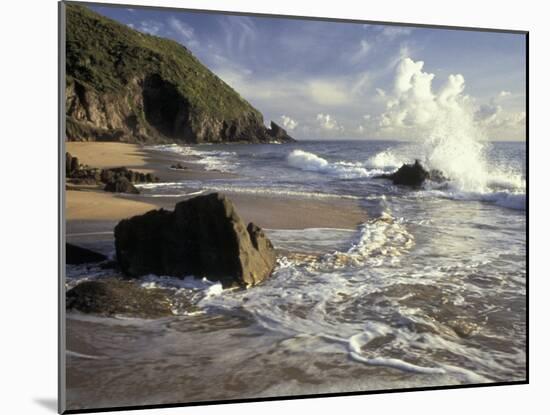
287, 149, 384, 179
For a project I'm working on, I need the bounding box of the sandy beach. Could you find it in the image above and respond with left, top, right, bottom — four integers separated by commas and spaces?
65, 142, 367, 231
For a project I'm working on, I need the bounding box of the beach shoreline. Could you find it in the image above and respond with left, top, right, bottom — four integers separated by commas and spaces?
66, 142, 368, 232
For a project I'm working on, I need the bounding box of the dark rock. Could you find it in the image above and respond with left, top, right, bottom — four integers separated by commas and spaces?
104, 176, 140, 194
99, 260, 118, 270
66, 152, 73, 176
376, 160, 446, 187
66, 152, 81, 176
66, 155, 158, 187
267, 121, 294, 142
66, 279, 173, 318
66, 243, 107, 265
391, 160, 430, 186
100, 168, 114, 183
114, 193, 277, 288
70, 156, 80, 173
171, 163, 187, 170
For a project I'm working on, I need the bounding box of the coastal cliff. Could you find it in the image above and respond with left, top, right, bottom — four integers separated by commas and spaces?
65, 5, 294, 144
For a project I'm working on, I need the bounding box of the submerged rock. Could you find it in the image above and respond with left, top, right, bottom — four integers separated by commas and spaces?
114, 193, 276, 287
66, 243, 107, 265
66, 279, 173, 318
104, 176, 140, 194
376, 160, 446, 187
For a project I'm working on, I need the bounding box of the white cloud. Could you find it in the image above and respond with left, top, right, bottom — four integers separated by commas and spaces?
476, 103, 501, 124
350, 72, 370, 96
219, 15, 257, 54
474, 92, 525, 138
376, 58, 525, 144
476, 104, 525, 130
281, 115, 298, 130
378, 57, 474, 134
168, 18, 199, 48
136, 20, 163, 36
308, 81, 349, 106
168, 18, 194, 40
350, 40, 371, 63
380, 26, 413, 39
316, 113, 342, 131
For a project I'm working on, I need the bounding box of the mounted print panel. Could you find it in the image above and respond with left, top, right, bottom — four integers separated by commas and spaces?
59, 1, 527, 413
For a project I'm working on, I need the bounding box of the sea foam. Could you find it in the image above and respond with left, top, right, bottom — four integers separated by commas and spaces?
287, 149, 384, 179
147, 144, 238, 172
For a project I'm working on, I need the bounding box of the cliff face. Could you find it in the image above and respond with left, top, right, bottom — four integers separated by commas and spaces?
65, 5, 294, 144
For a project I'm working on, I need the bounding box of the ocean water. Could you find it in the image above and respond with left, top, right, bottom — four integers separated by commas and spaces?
66, 139, 526, 408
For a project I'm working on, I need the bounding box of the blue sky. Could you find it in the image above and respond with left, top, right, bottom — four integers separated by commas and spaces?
89, 5, 526, 141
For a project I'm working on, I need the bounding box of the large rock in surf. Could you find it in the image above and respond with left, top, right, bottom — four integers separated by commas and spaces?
114, 193, 276, 288
66, 279, 174, 318
66, 243, 107, 265
377, 160, 446, 187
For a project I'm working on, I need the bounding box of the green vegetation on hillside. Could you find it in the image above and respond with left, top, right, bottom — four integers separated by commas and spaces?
66, 4, 262, 123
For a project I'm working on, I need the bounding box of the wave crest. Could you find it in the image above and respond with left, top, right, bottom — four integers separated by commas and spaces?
287, 149, 382, 179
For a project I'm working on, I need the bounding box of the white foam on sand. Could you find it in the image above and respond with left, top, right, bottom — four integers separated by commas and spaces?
147, 144, 238, 172
140, 274, 223, 297
66, 350, 106, 360
136, 181, 362, 201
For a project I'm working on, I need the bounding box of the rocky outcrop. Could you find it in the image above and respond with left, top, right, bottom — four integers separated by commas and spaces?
104, 177, 140, 194
376, 160, 446, 187
267, 121, 294, 143
65, 5, 295, 145
66, 279, 173, 318
66, 152, 158, 193
114, 193, 277, 288
66, 243, 107, 265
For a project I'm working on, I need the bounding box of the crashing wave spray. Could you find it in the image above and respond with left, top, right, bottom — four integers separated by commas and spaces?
380, 58, 522, 194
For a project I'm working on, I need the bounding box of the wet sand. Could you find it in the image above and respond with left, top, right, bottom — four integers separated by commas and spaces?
64, 141, 371, 410
65, 312, 413, 411
66, 189, 157, 221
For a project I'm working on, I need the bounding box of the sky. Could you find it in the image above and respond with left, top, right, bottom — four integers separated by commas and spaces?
89, 5, 527, 141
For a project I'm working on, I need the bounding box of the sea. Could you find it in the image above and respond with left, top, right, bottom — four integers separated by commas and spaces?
66, 139, 526, 408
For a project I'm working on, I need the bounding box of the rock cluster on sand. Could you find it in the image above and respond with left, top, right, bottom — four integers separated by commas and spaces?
66, 279, 174, 318
66, 243, 107, 265
66, 152, 159, 193
377, 160, 446, 187
103, 176, 140, 194
114, 193, 276, 288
